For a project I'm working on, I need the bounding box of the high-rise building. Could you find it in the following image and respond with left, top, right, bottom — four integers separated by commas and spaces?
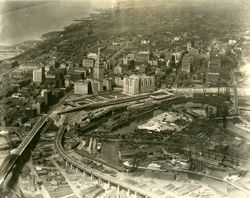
123, 74, 155, 95
181, 54, 191, 73
33, 67, 45, 84
209, 58, 221, 73
41, 89, 52, 106
187, 42, 192, 51
93, 48, 104, 82
189, 48, 200, 57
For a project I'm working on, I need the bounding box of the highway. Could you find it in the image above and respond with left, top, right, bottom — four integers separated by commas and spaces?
55, 122, 155, 198
59, 91, 227, 115
58, 92, 157, 114
0, 116, 51, 187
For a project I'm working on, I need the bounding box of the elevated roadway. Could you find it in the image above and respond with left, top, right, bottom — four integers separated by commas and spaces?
58, 92, 156, 115
58, 92, 228, 115
0, 116, 52, 187
55, 123, 154, 198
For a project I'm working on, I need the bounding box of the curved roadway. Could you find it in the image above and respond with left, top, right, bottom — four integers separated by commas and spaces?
55, 123, 155, 198
0, 116, 51, 187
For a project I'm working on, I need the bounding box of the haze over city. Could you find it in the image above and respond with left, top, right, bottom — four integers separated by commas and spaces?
1, 0, 250, 198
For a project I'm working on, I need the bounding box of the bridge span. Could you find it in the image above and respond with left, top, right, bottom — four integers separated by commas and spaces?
0, 116, 53, 187
55, 123, 154, 198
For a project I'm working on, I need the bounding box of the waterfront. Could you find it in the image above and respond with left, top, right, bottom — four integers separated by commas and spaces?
1, 0, 250, 197
0, 0, 115, 45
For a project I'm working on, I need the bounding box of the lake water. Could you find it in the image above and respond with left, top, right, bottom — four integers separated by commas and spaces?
0, 0, 115, 45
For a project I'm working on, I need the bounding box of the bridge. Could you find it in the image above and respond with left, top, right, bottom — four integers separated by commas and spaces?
55, 123, 154, 198
58, 92, 157, 115
58, 91, 228, 115
0, 116, 53, 187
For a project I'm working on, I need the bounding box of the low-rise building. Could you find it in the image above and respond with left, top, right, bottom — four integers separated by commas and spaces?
114, 65, 123, 75
82, 58, 95, 68
136, 51, 150, 63
114, 76, 124, 87
206, 72, 220, 84
103, 79, 112, 91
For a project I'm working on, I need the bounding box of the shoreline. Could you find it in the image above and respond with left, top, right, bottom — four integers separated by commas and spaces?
2, 1, 115, 47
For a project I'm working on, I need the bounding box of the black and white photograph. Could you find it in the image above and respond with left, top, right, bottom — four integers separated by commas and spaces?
0, 0, 250, 197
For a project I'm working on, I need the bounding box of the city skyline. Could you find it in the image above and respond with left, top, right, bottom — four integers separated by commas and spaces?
1, 0, 250, 197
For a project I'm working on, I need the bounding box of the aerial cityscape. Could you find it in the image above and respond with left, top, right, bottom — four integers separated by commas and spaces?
1, 0, 250, 197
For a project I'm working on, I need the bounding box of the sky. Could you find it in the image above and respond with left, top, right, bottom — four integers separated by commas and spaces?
0, 0, 248, 46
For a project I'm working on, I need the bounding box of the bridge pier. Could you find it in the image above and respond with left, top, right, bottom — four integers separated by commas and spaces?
90, 174, 93, 181
98, 178, 101, 185
108, 181, 111, 189
127, 189, 130, 196
117, 185, 120, 193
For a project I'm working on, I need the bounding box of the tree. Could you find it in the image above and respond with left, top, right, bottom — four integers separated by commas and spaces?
129, 151, 147, 172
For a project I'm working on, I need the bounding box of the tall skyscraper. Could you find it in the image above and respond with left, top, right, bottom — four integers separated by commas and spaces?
33, 66, 45, 84
93, 48, 104, 81
181, 54, 191, 73
123, 74, 155, 95
93, 48, 104, 92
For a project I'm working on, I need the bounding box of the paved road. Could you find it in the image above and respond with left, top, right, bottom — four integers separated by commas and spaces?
58, 92, 155, 114
55, 123, 154, 198
0, 66, 20, 78
0, 116, 50, 186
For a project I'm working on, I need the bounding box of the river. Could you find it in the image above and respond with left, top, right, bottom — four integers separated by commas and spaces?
0, 1, 116, 197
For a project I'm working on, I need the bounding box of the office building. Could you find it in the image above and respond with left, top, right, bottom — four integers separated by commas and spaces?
114, 65, 123, 75
114, 76, 124, 87
74, 80, 88, 95
33, 67, 45, 84
209, 58, 221, 73
44, 74, 56, 87
189, 48, 200, 57
41, 89, 52, 106
206, 72, 220, 84
54, 68, 66, 87
103, 79, 112, 91
91, 80, 98, 95
187, 42, 192, 51
93, 48, 104, 82
181, 54, 191, 73
82, 58, 95, 68
87, 53, 98, 60
123, 74, 155, 95
136, 51, 150, 63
